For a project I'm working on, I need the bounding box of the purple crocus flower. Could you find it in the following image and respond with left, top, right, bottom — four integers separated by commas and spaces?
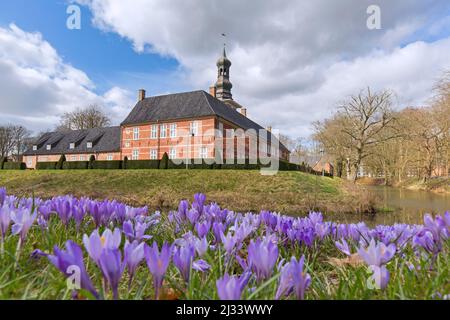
193, 236, 209, 257
195, 220, 211, 238
193, 259, 211, 272
335, 239, 352, 256
98, 248, 125, 300
187, 209, 200, 226
173, 244, 195, 283
124, 240, 145, 286
0, 188, 6, 206
55, 198, 72, 225
83, 228, 122, 265
144, 242, 172, 299
248, 237, 279, 281
178, 200, 189, 220
11, 208, 37, 244
212, 222, 225, 244
220, 232, 238, 254
216, 273, 249, 300
193, 193, 206, 213
0, 205, 11, 241
123, 219, 152, 242
276, 256, 311, 300
48, 240, 99, 299
357, 239, 396, 267
369, 265, 390, 290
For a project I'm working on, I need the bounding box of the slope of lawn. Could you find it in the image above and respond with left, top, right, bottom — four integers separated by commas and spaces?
0, 169, 364, 216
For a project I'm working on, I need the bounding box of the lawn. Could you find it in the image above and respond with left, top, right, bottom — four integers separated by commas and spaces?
0, 170, 361, 216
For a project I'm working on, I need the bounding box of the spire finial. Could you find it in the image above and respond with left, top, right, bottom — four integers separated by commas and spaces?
221, 33, 227, 57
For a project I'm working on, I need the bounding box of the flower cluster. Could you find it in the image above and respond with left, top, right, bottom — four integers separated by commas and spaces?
0, 187, 448, 300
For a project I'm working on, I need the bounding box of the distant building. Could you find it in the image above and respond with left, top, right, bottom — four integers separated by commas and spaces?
23, 49, 290, 169
313, 161, 334, 176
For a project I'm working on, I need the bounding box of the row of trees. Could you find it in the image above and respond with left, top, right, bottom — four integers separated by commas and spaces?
0, 105, 111, 160
313, 71, 450, 183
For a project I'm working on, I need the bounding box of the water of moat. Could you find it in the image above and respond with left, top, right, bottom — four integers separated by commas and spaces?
324, 186, 450, 226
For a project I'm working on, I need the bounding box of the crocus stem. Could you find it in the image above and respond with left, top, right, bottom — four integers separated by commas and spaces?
0, 237, 4, 257
14, 237, 23, 269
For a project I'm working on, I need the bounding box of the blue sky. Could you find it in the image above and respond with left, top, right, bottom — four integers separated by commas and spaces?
0, 0, 449, 137
0, 0, 182, 95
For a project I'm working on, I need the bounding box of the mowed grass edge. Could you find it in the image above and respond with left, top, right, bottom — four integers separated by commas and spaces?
0, 169, 360, 216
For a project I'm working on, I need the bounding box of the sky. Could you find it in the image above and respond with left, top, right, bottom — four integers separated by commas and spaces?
0, 0, 449, 138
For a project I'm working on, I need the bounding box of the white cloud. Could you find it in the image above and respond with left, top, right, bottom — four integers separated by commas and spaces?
75, 0, 450, 138
0, 24, 133, 132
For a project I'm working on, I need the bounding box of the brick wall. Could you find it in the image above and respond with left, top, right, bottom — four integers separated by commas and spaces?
121, 117, 216, 160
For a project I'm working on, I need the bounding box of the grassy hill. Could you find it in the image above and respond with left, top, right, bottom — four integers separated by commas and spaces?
0, 169, 368, 216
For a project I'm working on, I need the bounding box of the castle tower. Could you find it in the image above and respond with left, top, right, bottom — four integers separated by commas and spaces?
215, 47, 233, 101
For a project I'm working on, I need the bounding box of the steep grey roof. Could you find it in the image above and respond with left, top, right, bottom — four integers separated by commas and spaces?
24, 127, 121, 156
121, 90, 289, 151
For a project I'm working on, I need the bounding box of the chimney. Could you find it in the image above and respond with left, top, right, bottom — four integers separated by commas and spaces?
240, 108, 247, 117
138, 89, 146, 101
266, 126, 272, 133
209, 85, 216, 97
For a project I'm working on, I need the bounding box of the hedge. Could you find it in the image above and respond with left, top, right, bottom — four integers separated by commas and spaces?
36, 162, 58, 170
125, 160, 160, 170
2, 162, 26, 170
168, 159, 215, 169
93, 160, 122, 170
62, 161, 89, 170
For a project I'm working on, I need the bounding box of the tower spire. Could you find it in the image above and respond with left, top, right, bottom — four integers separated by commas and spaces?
215, 39, 233, 101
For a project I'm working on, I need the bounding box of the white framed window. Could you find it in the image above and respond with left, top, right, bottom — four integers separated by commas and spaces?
32, 145, 37, 151
170, 123, 177, 138
107, 154, 113, 161
69, 143, 75, 149
133, 127, 140, 140
151, 125, 158, 139
132, 149, 139, 160
190, 121, 199, 136
199, 147, 208, 159
150, 149, 158, 160
79, 155, 85, 161
169, 148, 176, 159
87, 142, 93, 149
27, 159, 32, 167
46, 145, 51, 151
70, 155, 77, 161
160, 124, 167, 138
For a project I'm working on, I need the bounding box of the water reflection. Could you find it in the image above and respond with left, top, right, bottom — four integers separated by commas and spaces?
324, 186, 450, 226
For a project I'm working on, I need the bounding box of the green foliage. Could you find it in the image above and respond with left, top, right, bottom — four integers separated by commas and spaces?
126, 160, 160, 170
159, 152, 169, 169
2, 162, 26, 170
62, 161, 89, 170
56, 154, 66, 170
88, 155, 96, 169
36, 162, 57, 170
92, 160, 122, 170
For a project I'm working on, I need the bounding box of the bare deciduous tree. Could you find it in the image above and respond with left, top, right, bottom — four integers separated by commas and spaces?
338, 88, 397, 182
0, 124, 31, 160
58, 105, 111, 131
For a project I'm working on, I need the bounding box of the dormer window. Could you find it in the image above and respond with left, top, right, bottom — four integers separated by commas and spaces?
69, 143, 75, 149
46, 145, 51, 151
87, 142, 93, 149
32, 145, 37, 151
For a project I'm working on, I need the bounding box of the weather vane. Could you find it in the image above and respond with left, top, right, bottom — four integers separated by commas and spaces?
221, 33, 226, 49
